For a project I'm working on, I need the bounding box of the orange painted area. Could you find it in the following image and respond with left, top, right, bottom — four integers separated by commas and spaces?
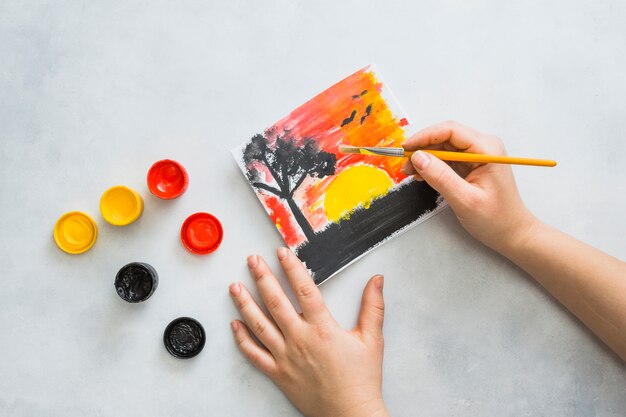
259, 67, 409, 245
267, 67, 408, 182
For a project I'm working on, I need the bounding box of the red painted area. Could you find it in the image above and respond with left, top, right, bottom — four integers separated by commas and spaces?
264, 67, 408, 185
251, 66, 410, 246
264, 196, 304, 247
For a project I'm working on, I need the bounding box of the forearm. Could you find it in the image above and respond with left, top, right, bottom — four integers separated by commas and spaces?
500, 220, 626, 361
402, 121, 626, 361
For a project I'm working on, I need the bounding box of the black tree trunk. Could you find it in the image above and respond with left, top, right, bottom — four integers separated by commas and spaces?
285, 195, 315, 242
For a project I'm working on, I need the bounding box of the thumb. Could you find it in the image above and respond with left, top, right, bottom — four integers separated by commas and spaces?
356, 275, 385, 340
411, 151, 473, 208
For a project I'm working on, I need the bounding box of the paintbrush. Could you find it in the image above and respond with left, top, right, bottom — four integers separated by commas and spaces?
338, 145, 557, 167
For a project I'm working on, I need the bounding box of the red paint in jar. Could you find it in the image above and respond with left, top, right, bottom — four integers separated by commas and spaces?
147, 159, 189, 199
180, 212, 223, 255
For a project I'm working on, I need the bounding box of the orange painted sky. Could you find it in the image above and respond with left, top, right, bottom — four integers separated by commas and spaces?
259, 66, 410, 247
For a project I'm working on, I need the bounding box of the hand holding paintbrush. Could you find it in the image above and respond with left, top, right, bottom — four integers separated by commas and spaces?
343, 121, 542, 250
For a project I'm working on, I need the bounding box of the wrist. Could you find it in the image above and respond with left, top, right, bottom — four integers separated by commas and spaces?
497, 211, 542, 259
336, 398, 388, 417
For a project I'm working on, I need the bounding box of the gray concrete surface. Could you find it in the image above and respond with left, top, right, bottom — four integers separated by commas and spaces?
1, 1, 625, 416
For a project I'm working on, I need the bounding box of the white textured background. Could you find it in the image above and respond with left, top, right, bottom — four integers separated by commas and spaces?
1, 1, 625, 416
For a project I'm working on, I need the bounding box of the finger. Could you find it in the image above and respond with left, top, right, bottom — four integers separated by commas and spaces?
401, 160, 426, 181
403, 121, 485, 153
276, 247, 329, 322
231, 320, 277, 377
229, 282, 285, 353
404, 155, 480, 178
247, 254, 301, 333
401, 158, 416, 175
356, 275, 385, 341
410, 151, 477, 209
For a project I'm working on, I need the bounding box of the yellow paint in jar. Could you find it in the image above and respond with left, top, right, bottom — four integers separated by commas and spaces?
100, 185, 144, 226
54, 211, 98, 254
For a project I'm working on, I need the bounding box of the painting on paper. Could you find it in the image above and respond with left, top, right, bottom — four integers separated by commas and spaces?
232, 66, 445, 284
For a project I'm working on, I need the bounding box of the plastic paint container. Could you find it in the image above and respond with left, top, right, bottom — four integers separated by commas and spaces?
114, 262, 159, 303
100, 185, 144, 226
147, 159, 189, 199
163, 317, 206, 359
180, 212, 223, 255
53, 211, 98, 254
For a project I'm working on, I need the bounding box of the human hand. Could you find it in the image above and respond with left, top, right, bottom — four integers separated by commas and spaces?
402, 121, 537, 253
229, 248, 389, 417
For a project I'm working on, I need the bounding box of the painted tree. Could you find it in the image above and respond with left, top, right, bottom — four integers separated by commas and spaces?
243, 133, 336, 241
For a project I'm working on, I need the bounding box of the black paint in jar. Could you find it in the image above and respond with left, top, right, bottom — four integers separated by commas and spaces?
114, 262, 158, 303
163, 317, 206, 359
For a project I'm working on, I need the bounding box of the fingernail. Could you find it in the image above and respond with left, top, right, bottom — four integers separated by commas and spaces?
230, 320, 238, 332
277, 247, 288, 260
411, 151, 430, 171
375, 274, 384, 291
229, 282, 241, 297
247, 255, 258, 269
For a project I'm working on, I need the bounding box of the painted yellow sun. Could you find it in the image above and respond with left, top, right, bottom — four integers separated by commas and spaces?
324, 165, 394, 222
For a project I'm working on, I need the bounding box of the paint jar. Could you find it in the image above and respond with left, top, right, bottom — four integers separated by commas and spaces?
114, 262, 158, 303
53, 211, 98, 254
163, 317, 206, 359
100, 185, 144, 226
180, 212, 223, 255
147, 159, 189, 199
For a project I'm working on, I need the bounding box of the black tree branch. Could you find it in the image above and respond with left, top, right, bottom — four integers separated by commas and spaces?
262, 154, 284, 191
252, 182, 282, 196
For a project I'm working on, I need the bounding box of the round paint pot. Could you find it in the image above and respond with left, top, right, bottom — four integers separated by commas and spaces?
114, 262, 158, 303
53, 211, 98, 254
180, 212, 223, 255
100, 185, 144, 226
163, 317, 206, 359
147, 159, 189, 199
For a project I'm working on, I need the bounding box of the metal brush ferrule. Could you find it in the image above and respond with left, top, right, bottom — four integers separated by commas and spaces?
364, 147, 405, 157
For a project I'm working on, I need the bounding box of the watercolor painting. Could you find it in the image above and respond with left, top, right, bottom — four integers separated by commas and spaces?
232, 66, 445, 284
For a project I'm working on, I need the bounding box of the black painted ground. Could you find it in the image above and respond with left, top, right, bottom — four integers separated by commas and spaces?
296, 180, 441, 285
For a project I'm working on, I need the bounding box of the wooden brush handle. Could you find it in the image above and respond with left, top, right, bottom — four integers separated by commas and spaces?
406, 150, 557, 167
